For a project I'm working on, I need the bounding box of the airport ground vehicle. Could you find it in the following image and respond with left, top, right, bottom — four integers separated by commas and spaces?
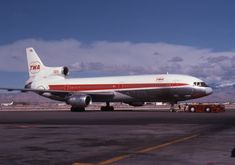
186, 103, 225, 113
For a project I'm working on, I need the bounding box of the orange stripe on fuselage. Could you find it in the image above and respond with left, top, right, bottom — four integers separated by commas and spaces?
49, 83, 189, 91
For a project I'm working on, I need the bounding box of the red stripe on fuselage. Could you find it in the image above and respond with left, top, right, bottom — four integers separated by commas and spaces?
49, 83, 189, 91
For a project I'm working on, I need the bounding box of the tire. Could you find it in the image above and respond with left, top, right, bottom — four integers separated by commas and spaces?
100, 106, 114, 111
205, 107, 211, 113
190, 107, 196, 112
101, 106, 106, 111
71, 107, 85, 112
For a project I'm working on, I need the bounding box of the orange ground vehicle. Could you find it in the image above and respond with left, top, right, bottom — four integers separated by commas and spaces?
186, 103, 225, 113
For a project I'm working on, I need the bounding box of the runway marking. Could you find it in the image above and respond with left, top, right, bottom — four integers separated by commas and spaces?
97, 155, 130, 165
137, 134, 200, 153
15, 125, 39, 129
72, 134, 199, 165
72, 163, 95, 165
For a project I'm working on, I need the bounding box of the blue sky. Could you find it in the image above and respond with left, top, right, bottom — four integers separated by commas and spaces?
0, 0, 235, 87
1, 0, 235, 50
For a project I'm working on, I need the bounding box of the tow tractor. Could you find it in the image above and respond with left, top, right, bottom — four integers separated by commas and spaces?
184, 103, 225, 113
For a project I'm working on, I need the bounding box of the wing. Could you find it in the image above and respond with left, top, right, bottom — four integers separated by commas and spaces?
0, 87, 115, 101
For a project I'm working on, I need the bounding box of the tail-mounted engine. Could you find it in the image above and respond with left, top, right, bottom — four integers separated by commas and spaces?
50, 66, 69, 77
61, 66, 69, 76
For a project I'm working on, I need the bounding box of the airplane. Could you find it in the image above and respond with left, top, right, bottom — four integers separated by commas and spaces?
0, 47, 213, 112
1, 101, 14, 107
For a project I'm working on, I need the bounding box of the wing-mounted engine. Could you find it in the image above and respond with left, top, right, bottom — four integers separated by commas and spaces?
66, 94, 92, 107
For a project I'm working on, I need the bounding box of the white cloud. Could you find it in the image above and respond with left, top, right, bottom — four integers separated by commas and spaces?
0, 38, 235, 84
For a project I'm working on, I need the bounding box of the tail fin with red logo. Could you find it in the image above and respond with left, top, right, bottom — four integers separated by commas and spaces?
25, 47, 69, 86
26, 47, 46, 79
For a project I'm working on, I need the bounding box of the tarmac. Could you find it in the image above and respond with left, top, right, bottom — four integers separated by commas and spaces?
0, 109, 235, 165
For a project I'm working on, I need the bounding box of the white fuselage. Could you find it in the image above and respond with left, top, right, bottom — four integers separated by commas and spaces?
0, 47, 213, 111
30, 74, 212, 103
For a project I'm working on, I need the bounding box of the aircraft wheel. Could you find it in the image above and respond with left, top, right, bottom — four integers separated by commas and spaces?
205, 107, 211, 113
190, 107, 196, 112
170, 109, 176, 112
100, 106, 114, 111
110, 106, 114, 111
100, 106, 105, 111
71, 107, 85, 112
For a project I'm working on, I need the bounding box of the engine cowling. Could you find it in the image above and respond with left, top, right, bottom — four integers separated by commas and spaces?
126, 102, 145, 107
61, 66, 69, 76
50, 66, 69, 77
67, 95, 92, 107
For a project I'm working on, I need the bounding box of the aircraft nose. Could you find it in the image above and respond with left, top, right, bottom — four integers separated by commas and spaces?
205, 87, 213, 95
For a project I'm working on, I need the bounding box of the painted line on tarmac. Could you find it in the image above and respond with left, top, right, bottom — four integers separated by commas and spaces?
72, 133, 200, 165
97, 155, 130, 165
137, 133, 199, 153
72, 163, 94, 165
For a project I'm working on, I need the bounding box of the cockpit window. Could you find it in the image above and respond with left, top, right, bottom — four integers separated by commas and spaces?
201, 82, 208, 87
193, 82, 208, 87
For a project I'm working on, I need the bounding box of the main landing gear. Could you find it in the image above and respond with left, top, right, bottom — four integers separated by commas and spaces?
70, 102, 114, 112
100, 102, 114, 111
70, 106, 85, 112
170, 102, 177, 112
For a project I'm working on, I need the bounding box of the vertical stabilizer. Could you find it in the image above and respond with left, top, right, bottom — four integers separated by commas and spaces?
25, 47, 68, 88
26, 47, 45, 78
